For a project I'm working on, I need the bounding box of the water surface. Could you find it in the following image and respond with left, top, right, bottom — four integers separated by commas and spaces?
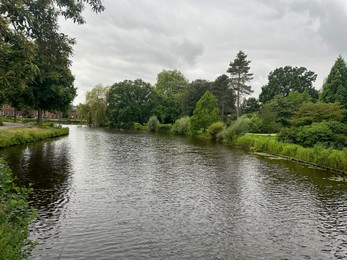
1, 126, 347, 259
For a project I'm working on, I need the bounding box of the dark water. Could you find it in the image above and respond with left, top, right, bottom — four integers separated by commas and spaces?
1, 126, 347, 259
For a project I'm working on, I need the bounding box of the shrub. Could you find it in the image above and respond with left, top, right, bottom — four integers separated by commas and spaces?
147, 116, 159, 132
225, 116, 251, 142
158, 124, 172, 132
278, 121, 347, 149
208, 121, 225, 140
172, 116, 191, 136
0, 163, 36, 259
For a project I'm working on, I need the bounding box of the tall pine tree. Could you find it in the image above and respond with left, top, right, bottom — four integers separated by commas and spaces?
321, 55, 347, 110
227, 51, 253, 117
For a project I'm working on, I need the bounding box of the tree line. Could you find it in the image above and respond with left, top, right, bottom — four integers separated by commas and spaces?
79, 52, 347, 150
0, 0, 104, 124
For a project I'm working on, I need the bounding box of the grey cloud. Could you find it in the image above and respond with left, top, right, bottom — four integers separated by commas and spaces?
59, 0, 347, 104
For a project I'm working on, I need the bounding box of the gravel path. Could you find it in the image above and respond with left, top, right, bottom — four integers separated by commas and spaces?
0, 122, 29, 130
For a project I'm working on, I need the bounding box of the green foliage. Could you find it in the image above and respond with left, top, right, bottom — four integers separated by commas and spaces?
155, 70, 189, 97
211, 74, 235, 120
225, 115, 251, 141
172, 116, 191, 136
154, 95, 181, 124
321, 56, 347, 110
247, 113, 262, 133
241, 97, 260, 115
158, 124, 172, 132
278, 121, 347, 149
259, 105, 282, 133
227, 51, 253, 117
232, 134, 347, 172
106, 79, 159, 128
259, 66, 318, 104
190, 91, 220, 133
83, 84, 109, 127
181, 79, 212, 116
0, 163, 36, 259
291, 102, 346, 126
208, 121, 225, 140
0, 127, 69, 148
147, 116, 159, 132
0, 0, 104, 124
77, 103, 91, 125
260, 91, 312, 129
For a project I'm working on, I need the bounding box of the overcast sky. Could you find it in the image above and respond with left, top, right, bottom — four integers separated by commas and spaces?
59, 0, 347, 105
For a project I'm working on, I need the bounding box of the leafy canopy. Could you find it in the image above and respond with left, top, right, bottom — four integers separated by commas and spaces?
259, 66, 318, 104
107, 79, 159, 128
211, 74, 235, 120
181, 79, 212, 116
155, 69, 189, 97
291, 102, 346, 126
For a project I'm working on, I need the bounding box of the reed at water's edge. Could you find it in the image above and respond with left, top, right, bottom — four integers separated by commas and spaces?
233, 134, 347, 173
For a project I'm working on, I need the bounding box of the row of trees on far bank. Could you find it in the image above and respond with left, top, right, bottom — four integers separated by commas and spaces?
78, 53, 347, 150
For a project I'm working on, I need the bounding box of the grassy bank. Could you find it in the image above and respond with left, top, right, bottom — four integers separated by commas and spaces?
234, 134, 347, 173
0, 163, 36, 259
0, 126, 69, 148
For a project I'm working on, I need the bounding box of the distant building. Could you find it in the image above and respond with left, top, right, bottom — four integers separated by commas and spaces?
0, 105, 78, 119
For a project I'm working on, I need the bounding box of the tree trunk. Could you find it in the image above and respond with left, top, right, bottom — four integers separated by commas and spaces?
236, 71, 241, 118
13, 108, 17, 123
37, 108, 43, 125
221, 104, 225, 122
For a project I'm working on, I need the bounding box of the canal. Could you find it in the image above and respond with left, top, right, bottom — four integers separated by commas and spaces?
1, 125, 347, 259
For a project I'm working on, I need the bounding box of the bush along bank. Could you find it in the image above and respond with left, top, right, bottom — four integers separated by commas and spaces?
0, 125, 69, 148
0, 162, 36, 259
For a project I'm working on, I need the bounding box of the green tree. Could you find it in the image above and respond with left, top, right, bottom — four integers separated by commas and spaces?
227, 51, 253, 118
190, 91, 220, 132
84, 84, 109, 127
181, 79, 212, 116
241, 97, 260, 115
0, 0, 104, 91
107, 79, 159, 128
259, 66, 318, 104
211, 74, 235, 120
154, 69, 189, 123
77, 103, 91, 125
260, 91, 312, 129
155, 96, 181, 124
321, 56, 347, 110
155, 69, 189, 96
26, 32, 76, 125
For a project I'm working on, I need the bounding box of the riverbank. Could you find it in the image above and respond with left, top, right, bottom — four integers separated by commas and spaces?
137, 121, 347, 174
232, 134, 347, 173
0, 163, 36, 259
0, 125, 69, 148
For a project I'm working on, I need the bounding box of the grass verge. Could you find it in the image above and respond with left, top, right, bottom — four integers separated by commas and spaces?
0, 126, 69, 148
234, 134, 347, 173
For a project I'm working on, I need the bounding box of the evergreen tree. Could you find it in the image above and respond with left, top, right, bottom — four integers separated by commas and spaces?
190, 91, 220, 132
227, 51, 253, 118
321, 55, 347, 110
